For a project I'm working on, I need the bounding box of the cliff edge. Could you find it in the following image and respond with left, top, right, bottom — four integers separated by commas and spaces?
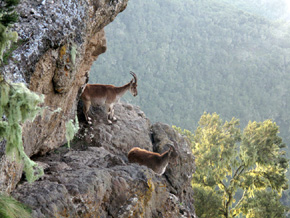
0, 0, 196, 217
13, 103, 197, 217
1, 0, 127, 193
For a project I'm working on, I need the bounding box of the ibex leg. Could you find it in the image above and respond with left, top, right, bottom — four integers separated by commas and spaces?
82, 100, 91, 121
105, 104, 113, 124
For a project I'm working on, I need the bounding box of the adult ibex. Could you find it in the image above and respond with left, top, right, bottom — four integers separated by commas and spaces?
81, 71, 138, 124
128, 144, 176, 175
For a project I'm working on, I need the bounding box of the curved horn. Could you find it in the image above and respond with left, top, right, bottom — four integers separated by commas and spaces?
130, 71, 137, 84
167, 143, 175, 151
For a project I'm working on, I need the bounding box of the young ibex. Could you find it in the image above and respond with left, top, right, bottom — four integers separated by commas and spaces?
127, 144, 176, 175
80, 71, 138, 124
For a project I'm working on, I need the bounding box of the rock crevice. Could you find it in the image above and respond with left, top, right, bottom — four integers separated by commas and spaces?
0, 0, 196, 217
1, 0, 127, 192
13, 103, 197, 217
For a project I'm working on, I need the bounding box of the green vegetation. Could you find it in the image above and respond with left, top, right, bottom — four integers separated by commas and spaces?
70, 43, 77, 65
0, 1, 35, 214
220, 0, 290, 20
1, 0, 79, 184
240, 190, 288, 218
0, 0, 19, 64
1, 0, 43, 183
0, 0, 19, 27
91, 0, 290, 142
65, 115, 79, 148
0, 78, 44, 182
0, 194, 31, 218
1, 0, 44, 182
90, 0, 290, 208
175, 113, 289, 217
1, 0, 45, 183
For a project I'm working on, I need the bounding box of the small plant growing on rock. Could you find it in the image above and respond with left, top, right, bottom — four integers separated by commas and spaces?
0, 194, 31, 218
0, 0, 19, 64
65, 115, 79, 148
0, 77, 44, 182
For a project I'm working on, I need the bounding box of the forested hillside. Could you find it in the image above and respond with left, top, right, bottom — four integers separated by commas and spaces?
90, 0, 290, 209
90, 0, 290, 211
220, 0, 290, 20
90, 0, 290, 148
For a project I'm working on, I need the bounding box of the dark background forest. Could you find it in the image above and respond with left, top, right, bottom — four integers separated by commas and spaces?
89, 0, 290, 209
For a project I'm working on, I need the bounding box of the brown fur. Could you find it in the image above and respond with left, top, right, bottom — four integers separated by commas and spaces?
128, 146, 174, 175
81, 72, 137, 123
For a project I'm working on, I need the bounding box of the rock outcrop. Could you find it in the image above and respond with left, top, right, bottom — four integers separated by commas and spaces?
13, 103, 196, 217
1, 0, 128, 193
1, 0, 197, 217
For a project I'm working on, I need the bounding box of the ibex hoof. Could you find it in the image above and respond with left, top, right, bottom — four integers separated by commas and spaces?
108, 120, 113, 125
112, 117, 117, 122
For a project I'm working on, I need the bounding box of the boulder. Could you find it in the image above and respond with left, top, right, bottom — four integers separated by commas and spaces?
12, 103, 197, 217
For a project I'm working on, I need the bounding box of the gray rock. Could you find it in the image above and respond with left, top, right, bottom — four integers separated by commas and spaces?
0, 0, 128, 193
1, 0, 197, 216
12, 103, 197, 217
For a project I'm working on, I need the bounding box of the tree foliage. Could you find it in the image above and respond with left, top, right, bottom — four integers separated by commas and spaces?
192, 184, 224, 218
90, 0, 290, 142
240, 190, 289, 218
176, 113, 289, 217
91, 0, 290, 206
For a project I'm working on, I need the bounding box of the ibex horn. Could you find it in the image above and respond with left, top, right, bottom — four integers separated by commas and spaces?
130, 71, 137, 83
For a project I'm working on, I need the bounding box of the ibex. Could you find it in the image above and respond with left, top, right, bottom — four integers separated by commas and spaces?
127, 144, 176, 175
80, 71, 138, 124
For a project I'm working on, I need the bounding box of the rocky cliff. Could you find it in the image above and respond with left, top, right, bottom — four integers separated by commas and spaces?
1, 0, 197, 217
12, 104, 197, 217
1, 0, 126, 193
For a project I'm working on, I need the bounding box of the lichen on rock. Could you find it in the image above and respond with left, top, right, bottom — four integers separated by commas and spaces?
0, 0, 128, 193
0, 0, 197, 217
12, 103, 197, 217
53, 42, 78, 94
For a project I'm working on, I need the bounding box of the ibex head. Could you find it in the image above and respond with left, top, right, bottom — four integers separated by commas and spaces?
129, 71, 138, 97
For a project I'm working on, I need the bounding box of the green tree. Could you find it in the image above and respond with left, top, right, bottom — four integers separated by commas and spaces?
240, 190, 289, 218
181, 112, 289, 217
192, 184, 223, 218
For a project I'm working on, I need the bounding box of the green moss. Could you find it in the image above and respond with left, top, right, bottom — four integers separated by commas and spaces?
0, 80, 44, 182
70, 44, 77, 65
65, 115, 79, 148
0, 24, 18, 63
2, 38, 25, 66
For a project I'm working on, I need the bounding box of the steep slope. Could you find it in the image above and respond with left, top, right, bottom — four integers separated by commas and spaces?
1, 0, 128, 193
90, 0, 290, 146
12, 103, 196, 217
0, 0, 197, 217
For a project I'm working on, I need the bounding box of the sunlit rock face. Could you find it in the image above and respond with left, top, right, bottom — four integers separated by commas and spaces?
0, 0, 197, 216
12, 103, 197, 217
0, 0, 128, 193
